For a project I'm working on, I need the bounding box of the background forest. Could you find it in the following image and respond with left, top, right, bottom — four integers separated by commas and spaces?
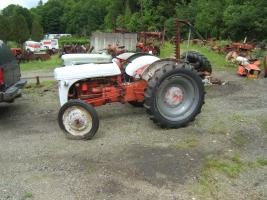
0, 0, 266, 44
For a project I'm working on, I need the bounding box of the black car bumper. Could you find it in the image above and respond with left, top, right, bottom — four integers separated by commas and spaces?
0, 79, 27, 102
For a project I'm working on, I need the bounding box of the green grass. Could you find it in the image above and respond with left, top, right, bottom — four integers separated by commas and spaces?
160, 42, 235, 71
23, 80, 57, 95
170, 138, 199, 149
257, 159, 267, 166
24, 80, 56, 88
262, 120, 267, 134
160, 42, 175, 58
20, 55, 62, 71
231, 132, 249, 147
230, 114, 244, 122
20, 192, 33, 200
203, 154, 249, 178
188, 154, 267, 198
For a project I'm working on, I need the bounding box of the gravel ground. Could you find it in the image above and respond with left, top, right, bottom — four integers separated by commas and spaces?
0, 70, 266, 200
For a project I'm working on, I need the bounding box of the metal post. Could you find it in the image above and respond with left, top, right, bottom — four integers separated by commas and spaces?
36, 76, 40, 86
175, 20, 180, 60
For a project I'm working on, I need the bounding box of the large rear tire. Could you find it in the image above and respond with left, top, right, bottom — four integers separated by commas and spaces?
181, 51, 212, 74
144, 62, 204, 128
58, 100, 99, 140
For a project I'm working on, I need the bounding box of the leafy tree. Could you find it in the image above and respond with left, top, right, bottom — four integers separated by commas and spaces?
40, 0, 64, 33
104, 0, 124, 30
10, 15, 30, 44
223, 0, 267, 41
2, 5, 33, 31
31, 18, 43, 41
0, 16, 11, 42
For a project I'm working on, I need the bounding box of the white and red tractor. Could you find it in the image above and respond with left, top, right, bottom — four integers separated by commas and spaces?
54, 20, 209, 140
54, 52, 205, 140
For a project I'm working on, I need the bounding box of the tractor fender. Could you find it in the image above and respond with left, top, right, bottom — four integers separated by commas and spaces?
140, 58, 180, 81
58, 79, 79, 106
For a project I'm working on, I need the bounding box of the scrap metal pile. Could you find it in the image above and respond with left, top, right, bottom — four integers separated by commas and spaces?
223, 42, 266, 78
193, 38, 266, 78
11, 48, 51, 62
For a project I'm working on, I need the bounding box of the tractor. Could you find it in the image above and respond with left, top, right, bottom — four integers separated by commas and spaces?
54, 20, 211, 140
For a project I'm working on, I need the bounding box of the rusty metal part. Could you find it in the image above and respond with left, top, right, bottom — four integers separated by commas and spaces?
175, 20, 181, 60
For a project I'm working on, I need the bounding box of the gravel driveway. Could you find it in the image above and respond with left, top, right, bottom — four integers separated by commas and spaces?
0, 71, 266, 200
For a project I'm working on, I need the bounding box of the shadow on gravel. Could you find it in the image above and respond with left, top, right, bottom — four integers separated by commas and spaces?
0, 104, 22, 120
115, 145, 205, 186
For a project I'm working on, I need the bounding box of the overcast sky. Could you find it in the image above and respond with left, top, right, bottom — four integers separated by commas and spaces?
0, 0, 48, 10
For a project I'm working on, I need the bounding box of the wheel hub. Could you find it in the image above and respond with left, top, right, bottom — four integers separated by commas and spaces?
69, 111, 86, 130
164, 86, 184, 106
63, 106, 93, 136
68, 110, 87, 130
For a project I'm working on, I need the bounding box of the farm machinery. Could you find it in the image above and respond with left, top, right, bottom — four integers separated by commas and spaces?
54, 20, 211, 140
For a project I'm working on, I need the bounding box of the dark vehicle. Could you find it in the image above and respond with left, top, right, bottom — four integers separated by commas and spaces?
0, 41, 26, 103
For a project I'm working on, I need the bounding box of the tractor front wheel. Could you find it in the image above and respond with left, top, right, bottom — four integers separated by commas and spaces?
58, 100, 99, 140
144, 63, 204, 128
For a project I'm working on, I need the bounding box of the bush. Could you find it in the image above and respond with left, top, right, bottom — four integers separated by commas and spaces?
59, 36, 90, 47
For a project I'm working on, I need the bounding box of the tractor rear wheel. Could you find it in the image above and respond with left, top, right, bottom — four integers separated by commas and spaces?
144, 62, 204, 128
181, 51, 212, 74
58, 100, 99, 140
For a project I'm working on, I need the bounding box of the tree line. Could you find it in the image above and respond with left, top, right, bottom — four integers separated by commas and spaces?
0, 0, 266, 44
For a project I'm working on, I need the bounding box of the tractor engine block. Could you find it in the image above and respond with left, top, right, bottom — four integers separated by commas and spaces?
68, 76, 147, 107
70, 77, 121, 106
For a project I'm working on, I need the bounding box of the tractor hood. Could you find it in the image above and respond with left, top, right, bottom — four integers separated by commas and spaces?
54, 62, 121, 81
61, 53, 112, 66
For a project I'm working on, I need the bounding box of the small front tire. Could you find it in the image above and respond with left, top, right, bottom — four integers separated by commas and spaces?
58, 100, 99, 140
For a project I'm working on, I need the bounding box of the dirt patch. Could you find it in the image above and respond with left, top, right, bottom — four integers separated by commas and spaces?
115, 145, 204, 186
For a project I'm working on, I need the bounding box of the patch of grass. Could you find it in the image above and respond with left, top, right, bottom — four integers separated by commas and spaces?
160, 42, 175, 58
257, 159, 267, 166
209, 120, 228, 135
231, 132, 249, 147
160, 41, 235, 71
188, 155, 266, 199
203, 154, 248, 178
23, 80, 56, 95
24, 80, 56, 89
21, 192, 33, 200
20, 55, 62, 71
231, 114, 244, 122
262, 120, 267, 134
170, 138, 199, 149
